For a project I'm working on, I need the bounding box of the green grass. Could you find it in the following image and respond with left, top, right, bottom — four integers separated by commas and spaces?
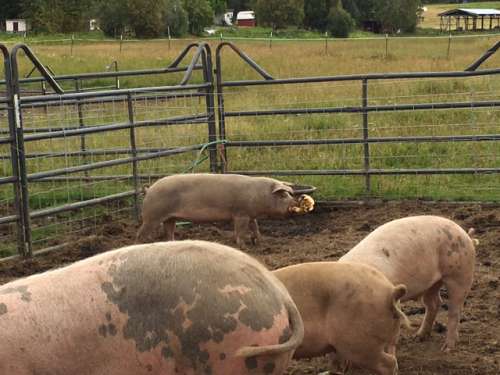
0, 30, 109, 43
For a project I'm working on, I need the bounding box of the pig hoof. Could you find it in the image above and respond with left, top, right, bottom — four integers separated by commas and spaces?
440, 342, 455, 352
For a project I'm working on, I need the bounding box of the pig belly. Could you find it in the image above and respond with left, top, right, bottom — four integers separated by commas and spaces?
174, 207, 240, 222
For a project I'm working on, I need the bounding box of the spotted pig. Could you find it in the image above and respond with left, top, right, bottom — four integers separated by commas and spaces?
0, 240, 304, 375
340, 216, 478, 351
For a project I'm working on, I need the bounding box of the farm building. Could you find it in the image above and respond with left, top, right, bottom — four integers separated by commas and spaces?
5, 19, 28, 33
236, 11, 256, 27
438, 8, 500, 32
223, 10, 256, 27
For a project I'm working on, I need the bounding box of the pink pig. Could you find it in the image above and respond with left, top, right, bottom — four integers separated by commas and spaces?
340, 215, 478, 351
0, 240, 304, 375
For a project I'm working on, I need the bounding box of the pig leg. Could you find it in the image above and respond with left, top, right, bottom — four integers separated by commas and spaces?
328, 351, 350, 374
441, 278, 470, 351
340, 347, 396, 375
386, 323, 402, 357
249, 219, 262, 246
416, 281, 443, 340
372, 352, 398, 375
136, 220, 159, 243
233, 216, 250, 248
163, 219, 176, 241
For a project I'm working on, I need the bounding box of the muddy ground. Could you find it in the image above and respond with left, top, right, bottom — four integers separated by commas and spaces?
0, 201, 499, 374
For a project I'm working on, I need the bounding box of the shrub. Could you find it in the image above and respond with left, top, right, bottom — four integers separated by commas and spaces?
254, 0, 305, 30
182, 0, 214, 35
164, 0, 188, 37
327, 6, 355, 37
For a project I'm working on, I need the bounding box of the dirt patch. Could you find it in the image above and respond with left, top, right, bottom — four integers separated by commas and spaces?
0, 201, 499, 374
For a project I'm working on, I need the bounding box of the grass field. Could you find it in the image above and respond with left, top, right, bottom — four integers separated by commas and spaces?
0, 35, 499, 255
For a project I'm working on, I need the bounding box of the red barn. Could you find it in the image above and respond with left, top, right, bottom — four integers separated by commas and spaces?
237, 11, 256, 27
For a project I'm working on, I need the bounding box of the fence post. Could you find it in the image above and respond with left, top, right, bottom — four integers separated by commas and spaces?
2, 45, 26, 256
167, 26, 171, 50
215, 45, 228, 173
127, 93, 140, 223
9, 46, 33, 257
385, 33, 389, 59
70, 33, 74, 56
201, 45, 218, 173
325, 32, 328, 55
269, 31, 273, 49
75, 78, 88, 179
447, 33, 452, 59
362, 79, 371, 195
120, 34, 123, 53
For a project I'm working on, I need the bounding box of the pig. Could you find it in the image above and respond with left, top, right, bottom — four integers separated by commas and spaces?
274, 261, 410, 375
136, 173, 302, 247
340, 215, 478, 351
0, 240, 304, 375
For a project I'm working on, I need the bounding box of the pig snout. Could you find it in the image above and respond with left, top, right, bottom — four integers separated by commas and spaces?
289, 194, 315, 214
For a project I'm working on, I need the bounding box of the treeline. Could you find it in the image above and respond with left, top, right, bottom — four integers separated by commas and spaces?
1, 0, 460, 38
252, 0, 422, 36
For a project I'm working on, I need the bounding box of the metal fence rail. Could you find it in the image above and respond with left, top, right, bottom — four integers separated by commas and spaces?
215, 41, 500, 196
0, 42, 217, 258
0, 40, 499, 260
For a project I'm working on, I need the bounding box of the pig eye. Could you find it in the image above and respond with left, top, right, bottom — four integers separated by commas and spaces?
280, 191, 291, 198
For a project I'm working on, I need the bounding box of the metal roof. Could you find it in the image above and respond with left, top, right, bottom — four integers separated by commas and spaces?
438, 8, 500, 17
237, 11, 255, 21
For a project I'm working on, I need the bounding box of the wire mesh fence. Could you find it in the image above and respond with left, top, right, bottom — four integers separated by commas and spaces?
0, 42, 218, 258
0, 40, 499, 260
215, 42, 500, 202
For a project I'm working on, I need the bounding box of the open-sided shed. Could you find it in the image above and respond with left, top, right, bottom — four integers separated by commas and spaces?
438, 8, 500, 32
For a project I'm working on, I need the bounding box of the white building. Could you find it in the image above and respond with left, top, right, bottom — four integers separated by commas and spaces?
6, 19, 28, 33
89, 19, 99, 31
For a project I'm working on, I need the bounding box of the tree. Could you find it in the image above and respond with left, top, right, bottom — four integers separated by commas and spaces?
164, 0, 188, 37
304, 0, 335, 31
341, 0, 360, 24
208, 0, 227, 15
128, 0, 165, 37
253, 0, 305, 30
21, 0, 65, 33
327, 5, 354, 37
375, 0, 421, 33
0, 0, 22, 29
182, 0, 214, 35
99, 0, 130, 37
20, 0, 98, 33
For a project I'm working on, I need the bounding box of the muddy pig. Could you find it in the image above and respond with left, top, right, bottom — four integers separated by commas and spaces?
0, 240, 304, 375
136, 173, 302, 247
340, 215, 478, 351
274, 261, 410, 375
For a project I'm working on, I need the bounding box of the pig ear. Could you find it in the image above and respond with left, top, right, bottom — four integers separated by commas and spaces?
272, 184, 294, 195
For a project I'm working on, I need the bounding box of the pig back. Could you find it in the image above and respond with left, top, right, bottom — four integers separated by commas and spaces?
144, 174, 263, 219
340, 216, 476, 300
0, 240, 299, 375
